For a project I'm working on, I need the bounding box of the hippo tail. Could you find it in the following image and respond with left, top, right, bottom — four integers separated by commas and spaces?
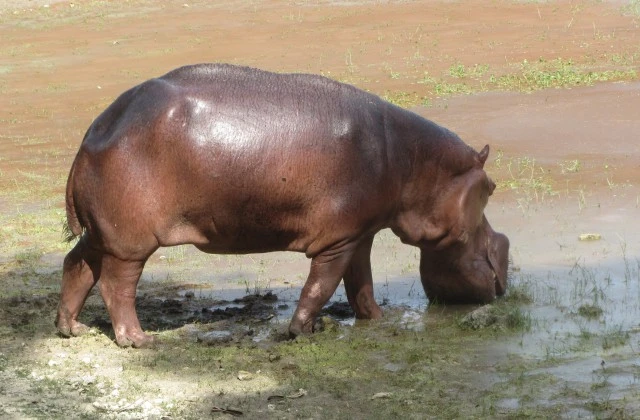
63, 156, 83, 242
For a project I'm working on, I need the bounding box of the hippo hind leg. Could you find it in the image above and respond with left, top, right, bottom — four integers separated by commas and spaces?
57, 237, 155, 348
343, 235, 383, 320
56, 237, 99, 338
94, 254, 155, 348
96, 253, 153, 348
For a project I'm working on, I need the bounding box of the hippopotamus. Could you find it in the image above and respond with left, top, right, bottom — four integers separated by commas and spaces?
56, 63, 509, 348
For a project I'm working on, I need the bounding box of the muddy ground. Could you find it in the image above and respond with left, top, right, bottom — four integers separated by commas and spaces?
1, 0, 640, 418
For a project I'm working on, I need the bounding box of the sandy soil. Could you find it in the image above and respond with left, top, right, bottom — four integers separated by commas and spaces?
2, 0, 639, 193
1, 0, 639, 418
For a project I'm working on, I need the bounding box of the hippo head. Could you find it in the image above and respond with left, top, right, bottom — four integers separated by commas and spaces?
419, 214, 509, 304
396, 144, 509, 304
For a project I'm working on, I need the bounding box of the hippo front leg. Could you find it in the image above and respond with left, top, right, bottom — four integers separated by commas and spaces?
343, 235, 383, 320
289, 245, 356, 337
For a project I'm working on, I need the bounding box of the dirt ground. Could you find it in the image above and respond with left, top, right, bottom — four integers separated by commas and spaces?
1, 0, 640, 418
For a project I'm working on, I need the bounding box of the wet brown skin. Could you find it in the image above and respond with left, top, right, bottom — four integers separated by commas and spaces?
56, 63, 508, 348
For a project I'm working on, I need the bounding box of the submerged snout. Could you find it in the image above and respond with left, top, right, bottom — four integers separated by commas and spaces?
419, 219, 509, 305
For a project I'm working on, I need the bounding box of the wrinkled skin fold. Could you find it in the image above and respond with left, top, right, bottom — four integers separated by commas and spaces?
56, 63, 509, 348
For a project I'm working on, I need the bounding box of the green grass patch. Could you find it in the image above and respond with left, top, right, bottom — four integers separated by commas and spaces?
382, 91, 431, 108
622, 0, 640, 16
380, 56, 638, 107
489, 58, 636, 92
448, 62, 490, 79
0, 208, 70, 260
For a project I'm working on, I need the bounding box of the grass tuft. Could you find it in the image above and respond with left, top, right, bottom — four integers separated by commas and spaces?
577, 304, 603, 319
494, 156, 557, 204
601, 326, 629, 350
503, 282, 534, 305
622, 0, 640, 16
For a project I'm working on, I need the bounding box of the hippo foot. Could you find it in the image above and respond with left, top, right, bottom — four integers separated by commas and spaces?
56, 317, 91, 338
355, 305, 383, 320
114, 330, 157, 349
288, 318, 315, 339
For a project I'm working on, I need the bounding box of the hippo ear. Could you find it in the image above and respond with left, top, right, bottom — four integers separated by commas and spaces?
477, 144, 490, 167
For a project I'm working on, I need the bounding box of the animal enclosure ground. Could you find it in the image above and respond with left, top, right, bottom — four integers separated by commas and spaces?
1, 0, 639, 418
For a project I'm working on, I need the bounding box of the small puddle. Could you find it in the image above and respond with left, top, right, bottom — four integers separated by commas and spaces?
173, 275, 429, 329
482, 256, 640, 412
136, 266, 433, 342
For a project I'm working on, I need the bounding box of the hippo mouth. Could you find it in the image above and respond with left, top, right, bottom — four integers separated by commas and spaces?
482, 258, 503, 298
488, 262, 500, 293
492, 269, 500, 295
487, 232, 509, 297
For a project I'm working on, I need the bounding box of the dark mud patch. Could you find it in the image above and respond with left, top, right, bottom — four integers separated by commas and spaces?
1, 293, 59, 333
77, 290, 357, 346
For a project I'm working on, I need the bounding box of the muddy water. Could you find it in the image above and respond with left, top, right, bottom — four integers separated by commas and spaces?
138, 229, 426, 327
